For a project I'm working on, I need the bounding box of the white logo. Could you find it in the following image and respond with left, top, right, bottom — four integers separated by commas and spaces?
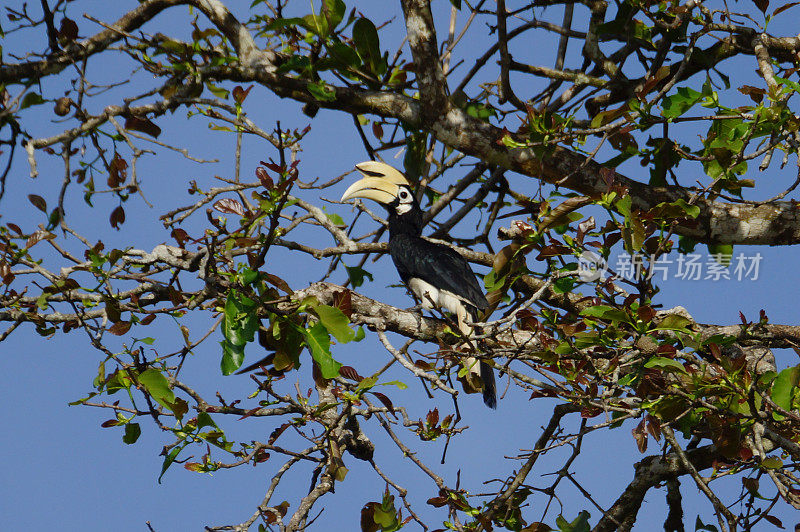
577, 251, 607, 282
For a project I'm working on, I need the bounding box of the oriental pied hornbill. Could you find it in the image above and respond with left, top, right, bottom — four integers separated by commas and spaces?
341, 162, 497, 408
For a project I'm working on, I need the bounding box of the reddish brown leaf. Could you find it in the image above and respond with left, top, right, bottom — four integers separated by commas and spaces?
426, 496, 448, 508
212, 198, 245, 216
26, 229, 55, 249
371, 392, 396, 418
263, 273, 292, 294
0, 261, 12, 285
171, 228, 188, 247
59, 17, 79, 41
646, 415, 662, 442
360, 502, 381, 532
426, 408, 439, 426
656, 344, 677, 356
110, 205, 126, 229
264, 501, 289, 524
100, 419, 119, 428
580, 406, 602, 418
339, 366, 364, 382
637, 306, 656, 323
107, 153, 128, 188
521, 523, 553, 532
576, 216, 596, 245
708, 342, 722, 360
184, 462, 203, 472
140, 314, 156, 326
332, 289, 352, 317
167, 287, 184, 305
371, 122, 383, 139
535, 244, 571, 259
108, 321, 131, 336
7, 223, 22, 235
763, 515, 784, 528
268, 423, 290, 445
414, 359, 433, 370
738, 85, 766, 103
256, 167, 274, 189
752, 0, 769, 12
28, 194, 47, 213
232, 85, 253, 104
632, 418, 648, 453
774, 1, 800, 15
124, 116, 162, 138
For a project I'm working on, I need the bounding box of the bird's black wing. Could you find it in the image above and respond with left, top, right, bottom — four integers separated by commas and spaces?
389, 235, 488, 311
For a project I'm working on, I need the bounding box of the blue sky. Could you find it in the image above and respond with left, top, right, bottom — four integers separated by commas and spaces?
2, 1, 799, 530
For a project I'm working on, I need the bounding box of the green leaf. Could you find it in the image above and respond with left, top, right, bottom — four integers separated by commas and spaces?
643, 356, 687, 374
483, 269, 506, 292
21, 92, 46, 109
775, 75, 800, 94
661, 86, 702, 118
760, 457, 783, 469
326, 42, 361, 69
321, 0, 346, 30
302, 13, 329, 37
654, 314, 693, 331
352, 18, 383, 76
325, 212, 346, 227
707, 243, 733, 265
380, 380, 407, 390
695, 516, 719, 532
615, 195, 632, 218
354, 325, 365, 342
123, 422, 141, 444
673, 198, 700, 218
138, 369, 176, 408
158, 445, 182, 483
373, 505, 398, 528
265, 17, 306, 32
314, 304, 356, 343
221, 340, 246, 375
222, 290, 258, 347
678, 235, 697, 254
304, 322, 342, 379
355, 376, 378, 392
552, 276, 575, 294
345, 265, 373, 287
556, 510, 591, 532
308, 81, 336, 101
771, 365, 800, 413
205, 82, 229, 99
464, 102, 496, 121
580, 305, 630, 323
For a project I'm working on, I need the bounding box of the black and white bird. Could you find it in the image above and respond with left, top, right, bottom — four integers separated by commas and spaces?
341, 161, 497, 408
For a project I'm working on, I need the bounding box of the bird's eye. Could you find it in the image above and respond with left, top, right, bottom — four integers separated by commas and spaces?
399, 190, 409, 200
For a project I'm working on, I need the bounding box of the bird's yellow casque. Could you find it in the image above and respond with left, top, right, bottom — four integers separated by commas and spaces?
341, 161, 411, 204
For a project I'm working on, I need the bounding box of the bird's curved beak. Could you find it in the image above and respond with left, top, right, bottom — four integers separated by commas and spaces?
340, 161, 410, 204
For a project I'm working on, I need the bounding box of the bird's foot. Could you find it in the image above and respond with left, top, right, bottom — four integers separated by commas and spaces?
404, 303, 425, 313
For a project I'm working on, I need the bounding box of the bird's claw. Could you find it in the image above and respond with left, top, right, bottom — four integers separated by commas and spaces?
405, 303, 425, 314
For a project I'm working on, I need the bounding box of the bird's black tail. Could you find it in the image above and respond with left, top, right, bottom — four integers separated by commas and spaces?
480, 361, 497, 409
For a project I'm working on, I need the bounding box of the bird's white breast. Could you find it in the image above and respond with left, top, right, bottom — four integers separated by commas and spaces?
408, 278, 465, 317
